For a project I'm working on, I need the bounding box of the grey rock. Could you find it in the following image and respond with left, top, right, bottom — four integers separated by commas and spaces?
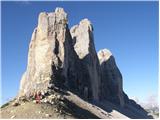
45, 113, 51, 117
19, 7, 71, 97
12, 102, 20, 107
38, 111, 41, 114
70, 19, 101, 101
33, 100, 36, 103
57, 94, 61, 99
17, 8, 147, 115
10, 115, 16, 119
98, 49, 124, 107
41, 98, 47, 103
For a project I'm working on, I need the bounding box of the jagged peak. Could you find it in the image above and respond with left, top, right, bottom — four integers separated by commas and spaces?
38, 7, 67, 27
70, 25, 78, 34
70, 18, 93, 33
80, 18, 91, 25
55, 7, 65, 14
80, 18, 93, 31
98, 49, 113, 62
54, 7, 67, 22
38, 7, 66, 16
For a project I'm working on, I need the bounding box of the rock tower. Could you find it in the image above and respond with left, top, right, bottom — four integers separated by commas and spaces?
19, 8, 136, 108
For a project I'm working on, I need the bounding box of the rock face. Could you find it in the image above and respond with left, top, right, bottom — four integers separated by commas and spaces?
18, 8, 146, 114
97, 49, 124, 107
70, 19, 101, 101
19, 8, 71, 96
19, 8, 101, 101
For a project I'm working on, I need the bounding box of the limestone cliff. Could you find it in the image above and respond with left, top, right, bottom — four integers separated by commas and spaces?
19, 8, 71, 96
98, 49, 124, 107
18, 8, 148, 116
19, 8, 101, 101
70, 19, 101, 101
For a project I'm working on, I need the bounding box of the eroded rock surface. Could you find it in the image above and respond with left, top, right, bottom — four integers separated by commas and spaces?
19, 8, 71, 96
70, 19, 101, 101
18, 8, 151, 119
98, 49, 124, 107
19, 9, 101, 102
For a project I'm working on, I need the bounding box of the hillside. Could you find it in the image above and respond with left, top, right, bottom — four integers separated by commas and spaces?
0, 89, 152, 119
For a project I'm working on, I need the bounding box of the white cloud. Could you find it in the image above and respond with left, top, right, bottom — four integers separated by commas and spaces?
143, 94, 159, 108
130, 94, 159, 109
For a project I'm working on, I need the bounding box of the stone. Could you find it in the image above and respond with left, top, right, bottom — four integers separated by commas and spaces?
12, 101, 20, 107
33, 100, 36, 103
18, 7, 71, 97
45, 114, 51, 117
70, 19, 101, 101
38, 111, 41, 114
10, 110, 13, 113
18, 96, 29, 102
21, 103, 25, 106
57, 94, 61, 99
59, 110, 62, 113
55, 109, 58, 112
41, 91, 45, 96
18, 8, 101, 102
48, 84, 55, 89
10, 115, 16, 119
51, 101, 54, 104
17, 7, 146, 114
41, 98, 47, 103
98, 49, 124, 107
70, 19, 93, 59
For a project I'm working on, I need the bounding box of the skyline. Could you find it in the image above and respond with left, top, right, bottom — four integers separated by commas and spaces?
1, 1, 159, 105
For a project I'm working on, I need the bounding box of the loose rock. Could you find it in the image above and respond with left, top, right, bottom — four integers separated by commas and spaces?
10, 115, 16, 119
12, 102, 20, 107
45, 114, 51, 117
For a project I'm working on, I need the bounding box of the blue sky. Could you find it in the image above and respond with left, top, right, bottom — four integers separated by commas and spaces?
1, 1, 158, 105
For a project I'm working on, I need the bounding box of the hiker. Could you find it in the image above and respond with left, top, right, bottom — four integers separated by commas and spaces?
35, 91, 42, 104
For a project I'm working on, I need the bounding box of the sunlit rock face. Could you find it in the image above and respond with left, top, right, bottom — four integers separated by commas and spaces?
98, 49, 124, 107
19, 8, 71, 96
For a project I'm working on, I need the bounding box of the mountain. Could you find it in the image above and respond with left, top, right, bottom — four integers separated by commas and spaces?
0, 7, 153, 119
132, 95, 159, 118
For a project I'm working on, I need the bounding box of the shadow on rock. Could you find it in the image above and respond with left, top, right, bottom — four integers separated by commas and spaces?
62, 97, 100, 119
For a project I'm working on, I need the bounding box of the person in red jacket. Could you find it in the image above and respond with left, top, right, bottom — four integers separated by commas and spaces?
35, 91, 41, 104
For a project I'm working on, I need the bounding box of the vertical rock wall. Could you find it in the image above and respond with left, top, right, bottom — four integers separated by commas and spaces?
98, 49, 124, 107
70, 19, 101, 101
19, 8, 127, 107
19, 8, 70, 96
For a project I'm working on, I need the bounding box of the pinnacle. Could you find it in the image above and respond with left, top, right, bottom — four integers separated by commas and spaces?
55, 7, 66, 14
80, 18, 92, 25
98, 49, 113, 61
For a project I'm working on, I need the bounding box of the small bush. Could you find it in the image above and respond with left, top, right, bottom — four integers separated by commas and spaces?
0, 102, 9, 108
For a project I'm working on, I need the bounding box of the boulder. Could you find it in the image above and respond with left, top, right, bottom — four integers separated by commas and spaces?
45, 114, 51, 117
12, 102, 20, 107
10, 115, 16, 119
